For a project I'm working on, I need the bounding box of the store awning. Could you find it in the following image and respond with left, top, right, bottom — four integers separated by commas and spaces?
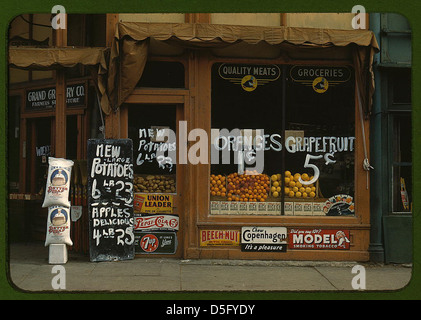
8, 46, 110, 114
107, 22, 379, 115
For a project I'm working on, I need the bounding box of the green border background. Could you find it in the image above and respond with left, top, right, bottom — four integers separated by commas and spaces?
0, 0, 419, 301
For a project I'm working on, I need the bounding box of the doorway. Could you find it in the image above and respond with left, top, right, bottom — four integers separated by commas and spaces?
124, 103, 185, 258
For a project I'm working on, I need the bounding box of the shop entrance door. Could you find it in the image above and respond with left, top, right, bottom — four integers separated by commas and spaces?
19, 112, 89, 243
25, 117, 53, 196
125, 103, 184, 258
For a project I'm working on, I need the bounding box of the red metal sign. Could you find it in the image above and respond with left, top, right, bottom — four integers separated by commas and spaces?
288, 229, 351, 250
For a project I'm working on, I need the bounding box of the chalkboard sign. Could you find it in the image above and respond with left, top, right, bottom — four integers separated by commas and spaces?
87, 139, 135, 262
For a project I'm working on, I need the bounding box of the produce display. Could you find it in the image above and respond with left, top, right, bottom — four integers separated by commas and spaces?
272, 171, 317, 199
210, 170, 318, 201
133, 174, 176, 193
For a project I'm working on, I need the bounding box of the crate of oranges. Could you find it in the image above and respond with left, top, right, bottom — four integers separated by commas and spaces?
269, 171, 319, 200
224, 171, 270, 202
210, 174, 227, 199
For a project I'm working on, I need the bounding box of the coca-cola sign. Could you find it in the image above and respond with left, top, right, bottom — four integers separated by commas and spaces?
134, 214, 179, 231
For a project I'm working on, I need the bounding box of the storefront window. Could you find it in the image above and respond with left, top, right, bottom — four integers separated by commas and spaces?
137, 61, 185, 88
128, 105, 177, 197
210, 62, 355, 217
392, 114, 412, 212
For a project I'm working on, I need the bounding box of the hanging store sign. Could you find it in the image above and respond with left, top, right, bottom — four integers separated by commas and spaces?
87, 139, 135, 262
218, 63, 281, 92
133, 193, 174, 213
241, 226, 287, 252
134, 214, 179, 232
288, 229, 351, 250
135, 231, 177, 254
289, 66, 352, 93
26, 83, 86, 111
200, 229, 240, 246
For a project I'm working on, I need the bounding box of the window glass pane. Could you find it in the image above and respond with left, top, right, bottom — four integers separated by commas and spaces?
8, 96, 20, 193
210, 63, 356, 217
393, 114, 412, 163
392, 113, 412, 213
29, 118, 52, 195
392, 69, 411, 104
210, 63, 283, 215
127, 105, 177, 196
286, 65, 355, 216
137, 61, 185, 88
392, 165, 412, 212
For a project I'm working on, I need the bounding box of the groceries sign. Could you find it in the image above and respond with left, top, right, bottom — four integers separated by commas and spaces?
289, 66, 352, 93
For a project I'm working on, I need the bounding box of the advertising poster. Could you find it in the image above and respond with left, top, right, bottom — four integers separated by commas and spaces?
241, 227, 287, 252
134, 193, 174, 214
288, 229, 351, 250
135, 232, 177, 254
200, 229, 240, 246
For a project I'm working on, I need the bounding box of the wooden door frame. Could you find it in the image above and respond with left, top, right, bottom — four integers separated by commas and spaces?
116, 89, 189, 258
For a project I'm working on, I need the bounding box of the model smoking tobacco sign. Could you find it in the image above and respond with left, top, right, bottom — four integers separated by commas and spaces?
288, 229, 351, 250
87, 139, 135, 262
218, 63, 281, 92
289, 65, 352, 93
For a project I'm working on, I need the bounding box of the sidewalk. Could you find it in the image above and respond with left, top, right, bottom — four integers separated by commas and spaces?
8, 242, 412, 293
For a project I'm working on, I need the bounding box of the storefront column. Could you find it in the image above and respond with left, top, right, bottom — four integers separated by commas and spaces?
105, 110, 121, 138
368, 13, 385, 262
54, 25, 67, 158
55, 70, 66, 157
104, 14, 121, 140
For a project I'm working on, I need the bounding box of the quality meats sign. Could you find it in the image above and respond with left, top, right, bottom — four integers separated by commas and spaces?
288, 229, 351, 250
134, 214, 179, 232
217, 63, 281, 92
